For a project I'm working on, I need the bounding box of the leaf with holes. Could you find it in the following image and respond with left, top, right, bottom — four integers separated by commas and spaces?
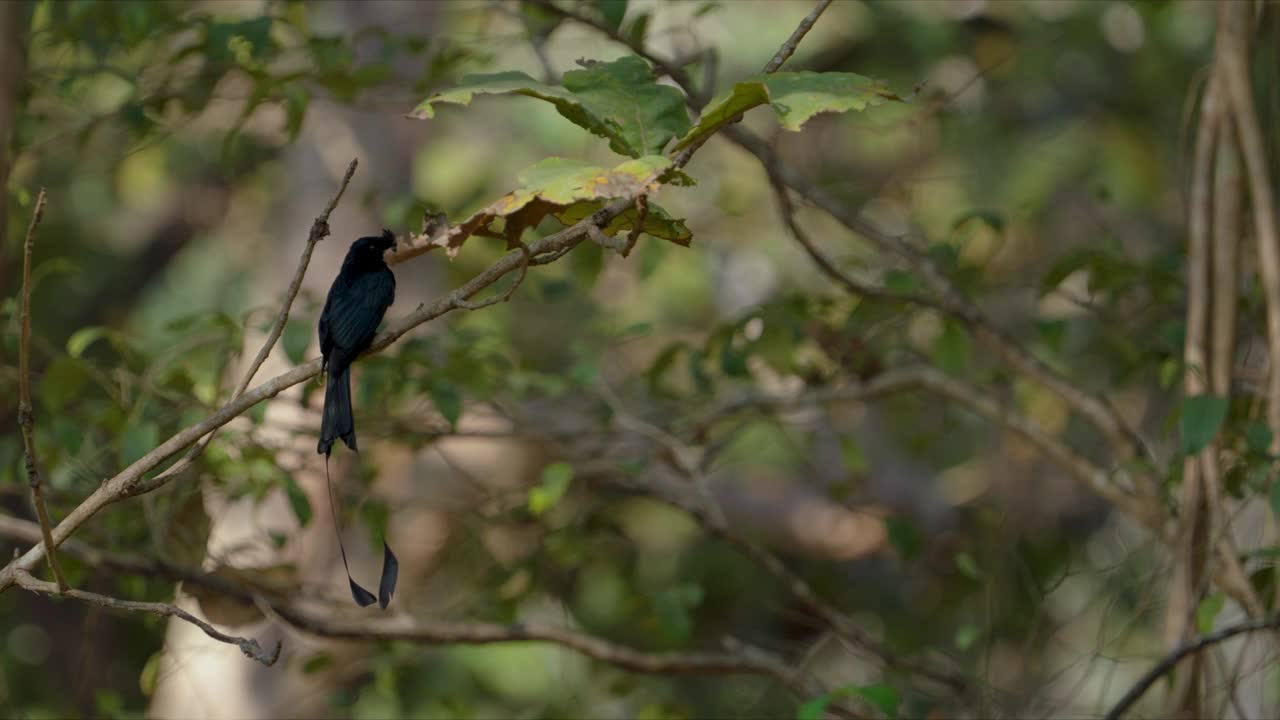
674, 71, 900, 151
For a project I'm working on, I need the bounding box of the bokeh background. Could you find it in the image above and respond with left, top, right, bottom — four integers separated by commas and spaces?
2, 1, 1275, 719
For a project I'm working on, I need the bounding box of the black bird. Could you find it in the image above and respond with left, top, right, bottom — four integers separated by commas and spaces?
317, 229, 398, 608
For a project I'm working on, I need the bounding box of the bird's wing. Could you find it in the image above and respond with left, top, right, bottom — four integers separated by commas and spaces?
324, 270, 395, 355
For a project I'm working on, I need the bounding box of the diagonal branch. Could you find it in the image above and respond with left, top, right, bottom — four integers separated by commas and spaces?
10, 568, 280, 666
1104, 612, 1280, 720
761, 0, 833, 74
149, 158, 359, 485
16, 187, 67, 593
764, 156, 948, 311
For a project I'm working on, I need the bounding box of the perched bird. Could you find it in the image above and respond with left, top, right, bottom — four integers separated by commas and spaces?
317, 229, 398, 608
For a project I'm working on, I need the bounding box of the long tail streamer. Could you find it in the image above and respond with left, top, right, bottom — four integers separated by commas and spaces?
323, 454, 398, 608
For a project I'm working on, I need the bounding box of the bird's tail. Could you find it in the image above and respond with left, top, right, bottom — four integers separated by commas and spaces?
319, 365, 356, 456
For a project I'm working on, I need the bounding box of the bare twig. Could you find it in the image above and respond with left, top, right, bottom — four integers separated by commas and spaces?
269, 601, 812, 691
150, 158, 359, 484
456, 240, 531, 309
763, 159, 947, 311
1104, 613, 1280, 720
10, 568, 280, 666
16, 188, 67, 593
761, 0, 834, 74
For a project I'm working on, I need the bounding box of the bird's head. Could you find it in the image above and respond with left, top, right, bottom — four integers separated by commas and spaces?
346, 229, 397, 264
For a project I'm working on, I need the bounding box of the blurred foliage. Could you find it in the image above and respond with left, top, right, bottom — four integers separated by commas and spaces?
3, 1, 1277, 719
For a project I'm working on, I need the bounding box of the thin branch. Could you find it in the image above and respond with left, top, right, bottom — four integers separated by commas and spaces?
150, 159, 359, 484
0, 514, 251, 599
458, 241, 532, 310
16, 187, 67, 593
763, 159, 947, 311
761, 0, 834, 74
10, 568, 280, 666
268, 601, 813, 691
1104, 613, 1280, 720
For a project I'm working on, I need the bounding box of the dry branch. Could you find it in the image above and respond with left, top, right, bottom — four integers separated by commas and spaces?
1105, 612, 1280, 720
16, 188, 67, 593
10, 568, 280, 666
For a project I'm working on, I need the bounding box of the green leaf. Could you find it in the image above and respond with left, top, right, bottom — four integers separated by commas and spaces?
283, 86, 310, 143
654, 583, 703, 644
282, 317, 312, 365
553, 198, 692, 246
951, 209, 1005, 232
139, 651, 163, 697
596, 0, 627, 29
301, 653, 332, 674
424, 155, 688, 257
954, 552, 981, 580
674, 72, 900, 151
429, 380, 462, 431
67, 326, 113, 358
852, 684, 900, 719
411, 56, 691, 157
1270, 482, 1280, 519
931, 321, 970, 374
1246, 422, 1273, 456
283, 476, 312, 527
954, 623, 980, 650
1158, 358, 1180, 389
1181, 395, 1228, 455
799, 683, 900, 720
885, 517, 920, 561
1196, 592, 1224, 633
516, 155, 673, 204
883, 269, 923, 293
39, 356, 89, 412
529, 461, 574, 515
120, 422, 159, 467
